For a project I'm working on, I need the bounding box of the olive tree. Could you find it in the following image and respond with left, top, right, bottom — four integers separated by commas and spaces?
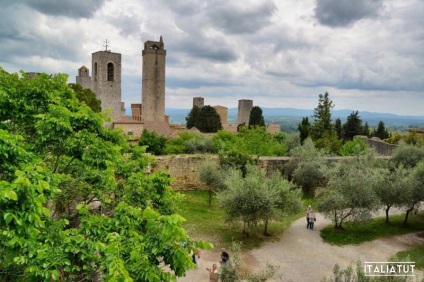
318, 160, 379, 228
216, 165, 301, 236
403, 161, 424, 225
373, 167, 411, 224
199, 160, 225, 207
286, 138, 327, 196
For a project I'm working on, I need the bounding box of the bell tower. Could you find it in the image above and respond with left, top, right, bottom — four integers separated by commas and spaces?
142, 36, 166, 122
91, 40, 123, 121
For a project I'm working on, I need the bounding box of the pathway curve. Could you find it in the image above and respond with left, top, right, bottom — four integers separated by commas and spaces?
178, 214, 424, 281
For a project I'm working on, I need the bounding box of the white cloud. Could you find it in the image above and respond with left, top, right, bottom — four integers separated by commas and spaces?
0, 0, 423, 116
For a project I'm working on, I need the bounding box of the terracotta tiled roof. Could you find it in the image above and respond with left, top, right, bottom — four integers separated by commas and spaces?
143, 121, 176, 137
113, 117, 143, 124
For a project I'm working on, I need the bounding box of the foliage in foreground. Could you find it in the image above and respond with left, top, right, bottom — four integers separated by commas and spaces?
321, 260, 423, 282
219, 241, 283, 282
0, 68, 212, 281
394, 245, 424, 270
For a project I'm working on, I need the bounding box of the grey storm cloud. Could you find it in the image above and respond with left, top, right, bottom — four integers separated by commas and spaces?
25, 0, 108, 18
314, 0, 384, 27
207, 0, 277, 34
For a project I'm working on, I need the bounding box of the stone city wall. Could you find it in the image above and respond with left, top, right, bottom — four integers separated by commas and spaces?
355, 136, 398, 156
152, 155, 390, 190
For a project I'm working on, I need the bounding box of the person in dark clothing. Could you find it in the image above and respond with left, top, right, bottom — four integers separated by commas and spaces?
220, 248, 229, 264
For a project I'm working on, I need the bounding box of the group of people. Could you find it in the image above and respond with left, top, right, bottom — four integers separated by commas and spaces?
206, 248, 229, 281
306, 205, 316, 230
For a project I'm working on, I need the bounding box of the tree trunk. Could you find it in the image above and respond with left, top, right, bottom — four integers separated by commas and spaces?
264, 219, 270, 236
404, 203, 416, 226
385, 205, 391, 224
334, 211, 338, 228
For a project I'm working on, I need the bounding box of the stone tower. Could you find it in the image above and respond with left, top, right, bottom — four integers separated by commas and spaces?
213, 105, 228, 125
142, 36, 166, 122
237, 99, 253, 126
91, 50, 123, 121
76, 65, 92, 90
193, 97, 204, 108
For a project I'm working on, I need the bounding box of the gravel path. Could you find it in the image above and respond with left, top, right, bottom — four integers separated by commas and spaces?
178, 213, 424, 282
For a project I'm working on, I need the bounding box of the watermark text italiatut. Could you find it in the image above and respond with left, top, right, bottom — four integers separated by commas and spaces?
364, 262, 415, 277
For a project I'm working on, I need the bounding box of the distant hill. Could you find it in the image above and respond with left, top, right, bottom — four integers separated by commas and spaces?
124, 107, 424, 133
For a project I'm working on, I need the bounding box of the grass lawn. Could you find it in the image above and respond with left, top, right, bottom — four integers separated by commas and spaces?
177, 190, 315, 250
393, 245, 424, 270
320, 214, 424, 245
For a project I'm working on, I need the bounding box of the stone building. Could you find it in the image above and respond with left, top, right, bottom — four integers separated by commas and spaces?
76, 49, 125, 122
193, 97, 204, 108
213, 105, 228, 125
142, 36, 166, 122
267, 124, 281, 134
76, 65, 91, 90
92, 50, 124, 122
237, 99, 253, 126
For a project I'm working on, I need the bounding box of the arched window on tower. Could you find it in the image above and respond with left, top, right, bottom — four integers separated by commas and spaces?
94, 62, 98, 81
107, 62, 114, 81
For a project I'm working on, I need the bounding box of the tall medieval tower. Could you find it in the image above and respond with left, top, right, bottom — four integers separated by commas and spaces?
76, 66, 92, 90
91, 50, 122, 121
142, 36, 166, 122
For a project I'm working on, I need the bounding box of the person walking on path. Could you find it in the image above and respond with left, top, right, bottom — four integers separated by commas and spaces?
220, 248, 229, 265
306, 205, 312, 228
308, 212, 316, 230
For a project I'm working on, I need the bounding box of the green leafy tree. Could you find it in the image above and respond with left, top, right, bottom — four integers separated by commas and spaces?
197, 105, 222, 133
138, 129, 167, 155
219, 151, 254, 178
286, 138, 327, 196
403, 161, 424, 225
390, 143, 424, 169
334, 118, 342, 140
372, 120, 390, 140
342, 111, 363, 141
298, 117, 310, 145
164, 132, 197, 154
69, 83, 101, 112
362, 122, 370, 137
318, 160, 379, 228
373, 167, 411, 224
0, 68, 212, 281
185, 105, 201, 129
311, 91, 334, 140
216, 165, 301, 235
338, 138, 367, 157
199, 160, 225, 207
248, 106, 265, 128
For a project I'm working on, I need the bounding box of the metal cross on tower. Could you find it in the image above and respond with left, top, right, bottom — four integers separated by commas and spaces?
103, 39, 109, 51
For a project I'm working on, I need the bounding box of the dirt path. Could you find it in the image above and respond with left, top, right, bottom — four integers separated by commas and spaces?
178, 213, 424, 281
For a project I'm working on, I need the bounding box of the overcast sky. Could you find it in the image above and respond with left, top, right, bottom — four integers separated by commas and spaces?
0, 0, 423, 116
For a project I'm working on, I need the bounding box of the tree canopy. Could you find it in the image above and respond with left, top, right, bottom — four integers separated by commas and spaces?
311, 91, 334, 140
0, 68, 211, 281
248, 106, 265, 128
69, 82, 101, 113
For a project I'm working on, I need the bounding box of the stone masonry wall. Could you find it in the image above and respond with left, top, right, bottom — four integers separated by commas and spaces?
355, 136, 398, 156
152, 154, 392, 190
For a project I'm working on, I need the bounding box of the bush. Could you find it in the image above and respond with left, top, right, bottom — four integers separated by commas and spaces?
184, 135, 215, 154
138, 129, 167, 155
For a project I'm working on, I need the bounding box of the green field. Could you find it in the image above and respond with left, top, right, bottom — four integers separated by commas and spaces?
321, 214, 424, 245
177, 190, 315, 249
